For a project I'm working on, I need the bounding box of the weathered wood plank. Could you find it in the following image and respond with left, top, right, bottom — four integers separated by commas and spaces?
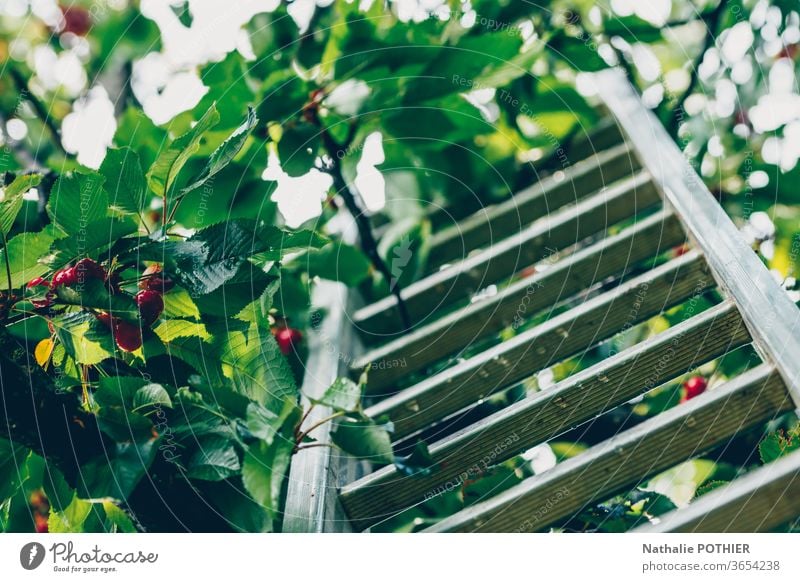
354, 171, 659, 338
422, 118, 625, 233
340, 301, 750, 530
597, 68, 800, 408
364, 251, 714, 437
424, 364, 792, 532
352, 209, 686, 391
426, 143, 639, 271
638, 449, 800, 532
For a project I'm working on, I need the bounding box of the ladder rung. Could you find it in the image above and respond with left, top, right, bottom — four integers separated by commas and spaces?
637, 448, 800, 533
427, 143, 639, 271
355, 171, 658, 337
364, 251, 713, 437
424, 364, 792, 532
340, 301, 751, 531
353, 209, 686, 391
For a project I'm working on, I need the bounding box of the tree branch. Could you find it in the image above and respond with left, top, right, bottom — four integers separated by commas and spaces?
318, 125, 413, 331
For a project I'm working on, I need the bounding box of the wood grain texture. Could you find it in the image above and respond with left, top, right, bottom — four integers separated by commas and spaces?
364, 251, 714, 438
638, 449, 800, 532
424, 364, 792, 532
597, 68, 800, 408
352, 209, 686, 391
426, 143, 639, 271
340, 301, 751, 530
354, 171, 659, 338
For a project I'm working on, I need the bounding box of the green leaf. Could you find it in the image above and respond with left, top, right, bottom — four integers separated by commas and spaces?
101, 501, 137, 532
162, 287, 202, 320
54, 275, 138, 317
312, 378, 362, 413
257, 226, 330, 260
79, 440, 157, 500
332, 416, 394, 464
0, 439, 27, 501
404, 31, 524, 104
52, 311, 115, 365
602, 15, 663, 43
0, 230, 53, 288
167, 220, 268, 295
305, 242, 371, 286
546, 31, 608, 72
759, 426, 800, 464
217, 321, 298, 412
100, 147, 147, 217
186, 435, 241, 481
246, 398, 302, 445
147, 103, 221, 197
179, 107, 258, 196
241, 437, 294, 518
133, 383, 173, 411
47, 171, 109, 235
48, 494, 92, 533
1, 173, 41, 235
50, 215, 139, 260
394, 441, 438, 477
277, 124, 320, 177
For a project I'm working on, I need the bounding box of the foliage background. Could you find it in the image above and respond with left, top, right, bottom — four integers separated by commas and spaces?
0, 0, 799, 533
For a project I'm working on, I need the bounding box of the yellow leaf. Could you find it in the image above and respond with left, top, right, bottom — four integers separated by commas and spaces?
35, 338, 54, 368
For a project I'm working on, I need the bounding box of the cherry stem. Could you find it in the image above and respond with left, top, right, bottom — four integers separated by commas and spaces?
294, 410, 344, 446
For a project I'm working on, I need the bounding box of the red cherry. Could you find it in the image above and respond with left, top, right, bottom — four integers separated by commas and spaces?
50, 266, 77, 288
672, 244, 690, 257
29, 490, 48, 510
74, 258, 105, 284
27, 277, 53, 309
139, 264, 175, 293
136, 289, 164, 326
34, 513, 49, 533
113, 319, 142, 352
59, 5, 91, 36
681, 376, 708, 403
274, 326, 302, 355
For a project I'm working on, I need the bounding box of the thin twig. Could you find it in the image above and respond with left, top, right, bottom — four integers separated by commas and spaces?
318, 124, 413, 330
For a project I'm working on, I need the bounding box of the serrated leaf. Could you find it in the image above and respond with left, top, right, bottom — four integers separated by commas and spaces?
48, 494, 92, 533
186, 435, 241, 481
100, 147, 147, 217
246, 398, 301, 445
162, 287, 202, 320
241, 437, 294, 517
101, 501, 137, 532
79, 441, 157, 500
178, 107, 258, 196
217, 321, 298, 412
153, 318, 209, 343
52, 311, 115, 365
47, 171, 109, 235
1, 173, 41, 235
133, 383, 173, 410
147, 103, 220, 197
0, 230, 54, 288
313, 378, 362, 412
332, 416, 394, 464
50, 216, 139, 259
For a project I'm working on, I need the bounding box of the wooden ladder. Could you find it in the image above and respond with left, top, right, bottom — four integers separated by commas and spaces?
282, 69, 800, 533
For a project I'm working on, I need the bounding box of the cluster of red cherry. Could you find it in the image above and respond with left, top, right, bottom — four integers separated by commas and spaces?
27, 258, 171, 353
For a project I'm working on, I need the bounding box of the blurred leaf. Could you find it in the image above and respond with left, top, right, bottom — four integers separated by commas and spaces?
1, 174, 41, 235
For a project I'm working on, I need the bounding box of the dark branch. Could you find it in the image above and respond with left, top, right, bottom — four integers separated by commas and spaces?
318, 125, 413, 331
